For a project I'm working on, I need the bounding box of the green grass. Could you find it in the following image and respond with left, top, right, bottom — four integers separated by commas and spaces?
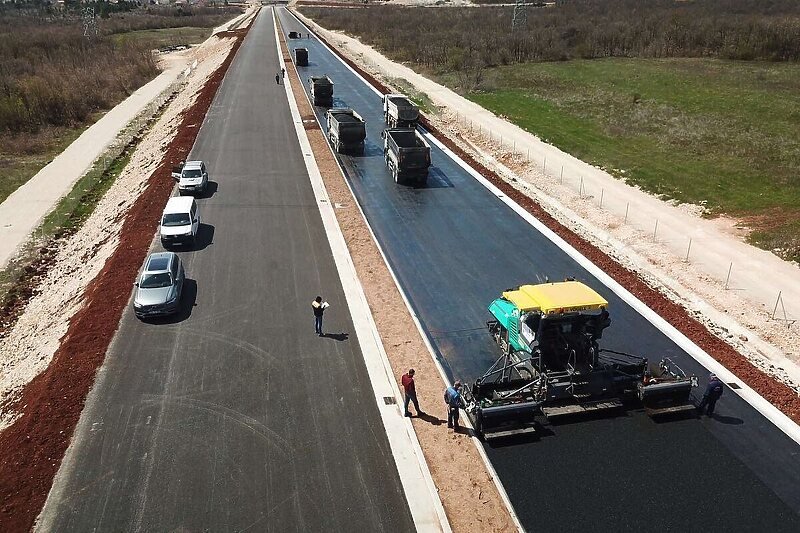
446, 58, 800, 260
112, 26, 213, 49
0, 126, 88, 205
40, 147, 133, 236
0, 141, 133, 307
387, 77, 435, 115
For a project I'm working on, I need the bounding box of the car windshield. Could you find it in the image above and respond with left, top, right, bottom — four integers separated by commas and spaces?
140, 272, 173, 289
182, 169, 202, 178
162, 213, 191, 226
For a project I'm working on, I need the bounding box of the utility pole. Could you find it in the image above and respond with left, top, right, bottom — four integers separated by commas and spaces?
512, 0, 528, 31
82, 7, 98, 41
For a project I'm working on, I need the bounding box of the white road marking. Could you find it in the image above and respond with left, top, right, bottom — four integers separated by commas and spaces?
272, 9, 450, 533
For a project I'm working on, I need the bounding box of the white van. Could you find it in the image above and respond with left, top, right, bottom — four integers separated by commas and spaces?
160, 196, 199, 248
176, 160, 209, 195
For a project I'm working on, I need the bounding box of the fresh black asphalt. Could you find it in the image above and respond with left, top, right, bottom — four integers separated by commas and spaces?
278, 7, 800, 531
37, 10, 414, 532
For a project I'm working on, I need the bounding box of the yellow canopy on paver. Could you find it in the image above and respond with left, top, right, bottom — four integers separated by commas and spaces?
502, 281, 608, 314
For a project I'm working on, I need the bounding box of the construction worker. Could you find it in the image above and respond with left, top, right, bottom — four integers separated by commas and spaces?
697, 373, 724, 416
281, 67, 286, 79
311, 296, 327, 336
275, 72, 280, 85
402, 369, 422, 417
444, 381, 464, 429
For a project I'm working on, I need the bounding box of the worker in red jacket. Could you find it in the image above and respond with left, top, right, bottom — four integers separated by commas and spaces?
402, 369, 423, 417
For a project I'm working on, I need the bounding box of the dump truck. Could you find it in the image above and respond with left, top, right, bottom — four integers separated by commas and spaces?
462, 280, 697, 440
383, 94, 419, 128
326, 108, 366, 155
295, 48, 309, 67
309, 75, 333, 107
381, 128, 431, 185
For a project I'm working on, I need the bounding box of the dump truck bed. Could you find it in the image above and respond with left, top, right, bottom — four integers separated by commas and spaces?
309, 76, 334, 106
327, 108, 366, 153
384, 94, 420, 127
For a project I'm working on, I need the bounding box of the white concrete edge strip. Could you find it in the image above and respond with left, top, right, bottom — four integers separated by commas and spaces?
271, 10, 450, 533
284, 8, 526, 532
288, 9, 800, 448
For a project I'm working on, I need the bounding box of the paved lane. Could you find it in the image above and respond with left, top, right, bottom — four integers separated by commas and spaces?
38, 11, 414, 532
279, 7, 800, 531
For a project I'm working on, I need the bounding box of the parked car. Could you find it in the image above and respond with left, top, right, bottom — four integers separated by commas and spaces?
160, 196, 199, 248
173, 160, 208, 195
133, 252, 185, 319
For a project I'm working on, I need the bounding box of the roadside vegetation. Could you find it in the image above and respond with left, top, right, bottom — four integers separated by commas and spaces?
0, 1, 240, 204
301, 0, 800, 260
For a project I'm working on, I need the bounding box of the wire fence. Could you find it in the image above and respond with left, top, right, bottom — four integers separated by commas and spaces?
450, 109, 796, 330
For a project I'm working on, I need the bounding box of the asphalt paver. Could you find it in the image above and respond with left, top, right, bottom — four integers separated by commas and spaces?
37, 10, 414, 532
278, 7, 800, 531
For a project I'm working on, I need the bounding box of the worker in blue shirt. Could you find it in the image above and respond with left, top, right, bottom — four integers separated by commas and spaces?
697, 373, 724, 416
444, 381, 464, 429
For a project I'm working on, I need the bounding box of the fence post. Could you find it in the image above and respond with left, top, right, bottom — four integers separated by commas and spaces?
624, 202, 629, 224
543, 155, 547, 172
560, 166, 563, 184
599, 188, 604, 209
771, 291, 782, 320
724, 262, 733, 290
653, 219, 659, 242
684, 237, 692, 262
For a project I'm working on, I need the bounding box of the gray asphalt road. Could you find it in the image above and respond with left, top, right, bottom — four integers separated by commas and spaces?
278, 7, 800, 531
37, 11, 414, 532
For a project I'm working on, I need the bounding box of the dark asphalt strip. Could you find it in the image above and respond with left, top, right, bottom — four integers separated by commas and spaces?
37, 11, 414, 532
279, 7, 800, 531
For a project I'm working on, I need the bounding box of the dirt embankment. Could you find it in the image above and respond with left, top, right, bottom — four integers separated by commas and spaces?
0, 24, 252, 533
279, 23, 517, 533
295, 10, 800, 423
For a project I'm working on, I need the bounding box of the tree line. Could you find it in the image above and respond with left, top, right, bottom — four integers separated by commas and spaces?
301, 0, 800, 74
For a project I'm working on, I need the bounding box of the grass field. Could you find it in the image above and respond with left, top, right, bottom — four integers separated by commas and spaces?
112, 26, 214, 50
0, 127, 86, 205
445, 59, 800, 260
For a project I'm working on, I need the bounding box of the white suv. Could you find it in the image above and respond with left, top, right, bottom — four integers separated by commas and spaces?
174, 160, 208, 195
